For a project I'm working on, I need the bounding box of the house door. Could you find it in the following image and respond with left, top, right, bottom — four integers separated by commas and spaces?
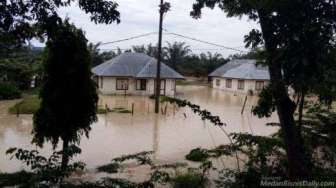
154, 79, 166, 96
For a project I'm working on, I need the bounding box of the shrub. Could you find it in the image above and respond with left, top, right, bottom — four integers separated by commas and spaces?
171, 172, 207, 188
0, 83, 21, 100
185, 148, 209, 162
0, 171, 34, 187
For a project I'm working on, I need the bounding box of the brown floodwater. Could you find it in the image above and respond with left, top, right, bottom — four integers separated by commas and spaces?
0, 86, 278, 173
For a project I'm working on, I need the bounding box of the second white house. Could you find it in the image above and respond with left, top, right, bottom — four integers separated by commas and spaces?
209, 59, 270, 95
92, 53, 184, 96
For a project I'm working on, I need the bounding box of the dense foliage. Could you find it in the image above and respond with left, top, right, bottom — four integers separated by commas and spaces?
0, 46, 43, 91
191, 0, 336, 179
0, 82, 21, 100
0, 0, 120, 57
32, 21, 98, 169
2, 145, 84, 187
88, 42, 120, 67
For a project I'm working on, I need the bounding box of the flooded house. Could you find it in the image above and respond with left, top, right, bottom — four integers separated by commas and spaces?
92, 52, 184, 96
209, 59, 270, 95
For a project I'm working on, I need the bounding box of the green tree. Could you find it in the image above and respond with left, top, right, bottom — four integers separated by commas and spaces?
0, 0, 120, 57
199, 52, 225, 76
32, 21, 98, 169
132, 43, 161, 58
191, 0, 336, 179
164, 42, 191, 70
0, 46, 43, 90
88, 42, 118, 67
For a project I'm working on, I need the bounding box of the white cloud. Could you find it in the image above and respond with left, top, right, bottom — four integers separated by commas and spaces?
38, 0, 260, 57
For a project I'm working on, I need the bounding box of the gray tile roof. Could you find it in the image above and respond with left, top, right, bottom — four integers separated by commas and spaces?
209, 59, 270, 80
92, 53, 184, 79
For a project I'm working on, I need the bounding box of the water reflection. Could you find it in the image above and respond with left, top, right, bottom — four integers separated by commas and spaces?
0, 86, 278, 172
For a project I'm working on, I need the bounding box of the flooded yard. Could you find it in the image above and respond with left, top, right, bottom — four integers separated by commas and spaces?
0, 85, 278, 173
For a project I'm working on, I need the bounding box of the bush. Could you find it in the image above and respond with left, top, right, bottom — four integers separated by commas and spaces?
171, 172, 207, 188
0, 171, 34, 187
0, 83, 21, 100
185, 148, 209, 162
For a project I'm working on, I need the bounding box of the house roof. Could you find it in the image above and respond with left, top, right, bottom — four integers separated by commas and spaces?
209, 59, 270, 80
92, 53, 184, 79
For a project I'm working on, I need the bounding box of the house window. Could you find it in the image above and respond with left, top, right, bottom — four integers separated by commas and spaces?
160, 79, 166, 90
136, 79, 147, 90
100, 77, 103, 89
226, 79, 232, 88
255, 81, 264, 91
116, 78, 129, 90
216, 79, 220, 86
238, 80, 245, 90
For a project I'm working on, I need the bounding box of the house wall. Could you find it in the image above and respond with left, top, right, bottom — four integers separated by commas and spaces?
98, 77, 176, 96
211, 77, 269, 95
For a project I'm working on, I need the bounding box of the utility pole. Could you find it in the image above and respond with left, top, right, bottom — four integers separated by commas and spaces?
155, 0, 169, 113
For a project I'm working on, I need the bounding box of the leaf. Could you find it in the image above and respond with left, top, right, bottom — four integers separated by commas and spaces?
6, 147, 17, 155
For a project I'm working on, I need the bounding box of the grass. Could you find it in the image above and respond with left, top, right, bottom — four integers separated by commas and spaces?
109, 107, 132, 114
8, 95, 40, 114
176, 80, 191, 86
9, 95, 108, 115
97, 108, 108, 114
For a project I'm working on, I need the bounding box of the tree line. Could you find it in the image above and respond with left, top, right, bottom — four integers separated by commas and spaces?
89, 41, 238, 77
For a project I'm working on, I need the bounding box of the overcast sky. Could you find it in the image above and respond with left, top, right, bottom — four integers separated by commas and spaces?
44, 0, 259, 57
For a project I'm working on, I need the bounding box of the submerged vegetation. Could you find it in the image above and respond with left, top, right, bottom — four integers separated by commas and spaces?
165, 97, 336, 186
1, 150, 209, 187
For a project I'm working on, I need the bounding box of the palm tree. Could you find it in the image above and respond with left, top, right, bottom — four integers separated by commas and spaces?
164, 42, 191, 70
200, 52, 223, 74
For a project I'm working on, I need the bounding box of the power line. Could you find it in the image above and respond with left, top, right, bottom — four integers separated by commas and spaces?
162, 29, 247, 53
100, 32, 157, 45
100, 48, 244, 51
99, 30, 247, 53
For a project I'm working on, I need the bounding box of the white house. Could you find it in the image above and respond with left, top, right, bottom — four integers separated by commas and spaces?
92, 53, 184, 96
209, 59, 270, 95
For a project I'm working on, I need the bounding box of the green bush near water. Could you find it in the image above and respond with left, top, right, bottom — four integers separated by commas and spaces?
0, 171, 34, 187
185, 148, 209, 162
0, 83, 22, 100
171, 172, 207, 188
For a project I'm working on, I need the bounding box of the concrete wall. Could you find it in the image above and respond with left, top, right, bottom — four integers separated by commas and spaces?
212, 77, 269, 95
98, 77, 176, 96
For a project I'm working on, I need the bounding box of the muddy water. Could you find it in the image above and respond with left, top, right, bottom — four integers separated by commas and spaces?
0, 86, 278, 173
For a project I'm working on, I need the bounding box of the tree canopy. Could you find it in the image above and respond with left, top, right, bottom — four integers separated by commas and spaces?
32, 20, 98, 154
0, 0, 120, 57
191, 0, 336, 180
